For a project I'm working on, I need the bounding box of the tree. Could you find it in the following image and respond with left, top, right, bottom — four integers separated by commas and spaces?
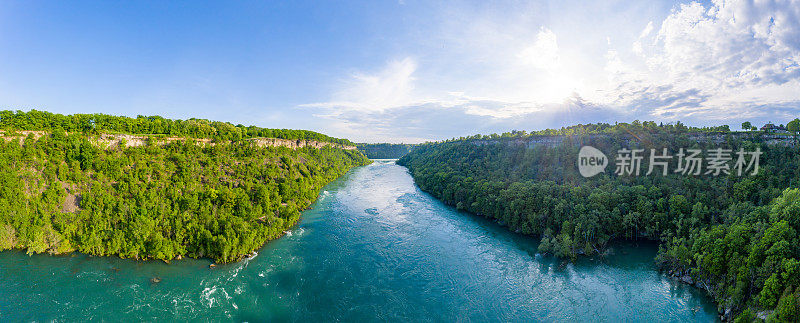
742, 121, 752, 131
787, 118, 800, 142
0, 110, 371, 263
397, 122, 800, 319
0, 224, 16, 250
770, 292, 799, 322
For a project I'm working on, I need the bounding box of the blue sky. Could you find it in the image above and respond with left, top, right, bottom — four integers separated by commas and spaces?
1, 1, 799, 143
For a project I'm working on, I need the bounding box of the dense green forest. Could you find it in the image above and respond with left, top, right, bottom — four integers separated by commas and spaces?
439, 120, 733, 140
0, 110, 355, 145
356, 143, 415, 159
0, 113, 370, 263
398, 121, 800, 321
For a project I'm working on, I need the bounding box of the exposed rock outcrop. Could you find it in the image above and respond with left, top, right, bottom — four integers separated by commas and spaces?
0, 130, 356, 150
247, 137, 356, 150
468, 132, 795, 150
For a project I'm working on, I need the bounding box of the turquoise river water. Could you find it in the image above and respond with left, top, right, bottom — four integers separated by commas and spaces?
0, 160, 719, 321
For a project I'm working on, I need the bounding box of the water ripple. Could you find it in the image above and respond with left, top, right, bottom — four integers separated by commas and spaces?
0, 161, 719, 322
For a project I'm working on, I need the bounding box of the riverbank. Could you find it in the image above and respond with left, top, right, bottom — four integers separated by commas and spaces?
0, 130, 357, 150
0, 126, 370, 263
0, 161, 718, 321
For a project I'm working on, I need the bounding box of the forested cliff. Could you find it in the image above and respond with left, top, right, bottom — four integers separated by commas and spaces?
0, 111, 370, 263
398, 122, 800, 321
356, 143, 415, 159
0, 109, 355, 146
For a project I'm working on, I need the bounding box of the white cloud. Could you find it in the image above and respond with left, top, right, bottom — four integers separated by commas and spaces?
640, 21, 654, 38
518, 27, 560, 70
301, 57, 418, 114
632, 21, 654, 55
302, 0, 800, 143
604, 0, 800, 122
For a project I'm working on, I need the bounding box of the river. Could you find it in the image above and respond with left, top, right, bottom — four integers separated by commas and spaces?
0, 160, 718, 321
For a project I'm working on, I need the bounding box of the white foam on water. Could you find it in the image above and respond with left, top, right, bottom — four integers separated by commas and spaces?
200, 286, 231, 308
246, 251, 258, 261
258, 268, 273, 277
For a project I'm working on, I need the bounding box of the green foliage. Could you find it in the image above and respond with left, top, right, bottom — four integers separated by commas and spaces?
0, 224, 15, 250
432, 120, 731, 140
0, 115, 370, 263
0, 109, 355, 145
735, 308, 755, 322
770, 290, 799, 322
788, 119, 800, 135
356, 143, 415, 159
398, 123, 800, 317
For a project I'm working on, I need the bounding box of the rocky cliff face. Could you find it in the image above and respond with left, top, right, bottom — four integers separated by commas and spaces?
246, 137, 356, 150
0, 130, 47, 142
0, 131, 357, 150
468, 132, 794, 149
93, 134, 213, 148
